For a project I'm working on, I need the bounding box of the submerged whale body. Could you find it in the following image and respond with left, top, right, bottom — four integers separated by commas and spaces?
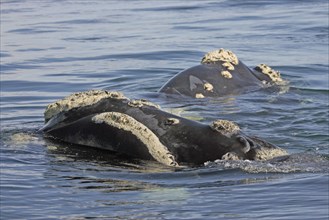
41, 90, 287, 166
159, 48, 284, 97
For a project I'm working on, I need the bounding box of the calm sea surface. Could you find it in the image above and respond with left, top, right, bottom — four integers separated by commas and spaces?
1, 0, 328, 219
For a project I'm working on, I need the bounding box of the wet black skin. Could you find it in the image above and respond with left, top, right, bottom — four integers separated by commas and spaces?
42, 97, 283, 165
159, 60, 272, 97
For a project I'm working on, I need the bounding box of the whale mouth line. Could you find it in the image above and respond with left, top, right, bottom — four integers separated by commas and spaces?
237, 135, 258, 154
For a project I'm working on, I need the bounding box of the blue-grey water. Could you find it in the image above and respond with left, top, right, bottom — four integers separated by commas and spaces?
1, 0, 328, 219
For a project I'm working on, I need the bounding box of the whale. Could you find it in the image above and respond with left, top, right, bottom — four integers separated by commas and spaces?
159, 48, 284, 98
41, 90, 288, 166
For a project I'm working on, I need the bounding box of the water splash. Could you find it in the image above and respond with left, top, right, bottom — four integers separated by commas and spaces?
205, 153, 329, 173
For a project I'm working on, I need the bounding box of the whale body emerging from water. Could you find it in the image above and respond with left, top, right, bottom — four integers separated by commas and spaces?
41, 90, 287, 166
159, 49, 284, 98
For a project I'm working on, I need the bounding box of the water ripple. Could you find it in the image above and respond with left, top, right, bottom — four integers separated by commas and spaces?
1, 0, 328, 219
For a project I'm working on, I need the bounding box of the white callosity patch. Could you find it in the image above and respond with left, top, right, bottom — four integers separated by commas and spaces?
44, 90, 127, 121
222, 62, 235, 70
165, 118, 180, 125
201, 48, 239, 80
92, 112, 178, 167
127, 99, 160, 109
201, 48, 239, 65
221, 70, 232, 79
255, 64, 283, 83
195, 93, 205, 99
210, 119, 240, 137
203, 82, 214, 92
253, 148, 288, 161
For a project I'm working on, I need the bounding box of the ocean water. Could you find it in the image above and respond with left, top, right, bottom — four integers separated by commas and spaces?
1, 0, 328, 219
